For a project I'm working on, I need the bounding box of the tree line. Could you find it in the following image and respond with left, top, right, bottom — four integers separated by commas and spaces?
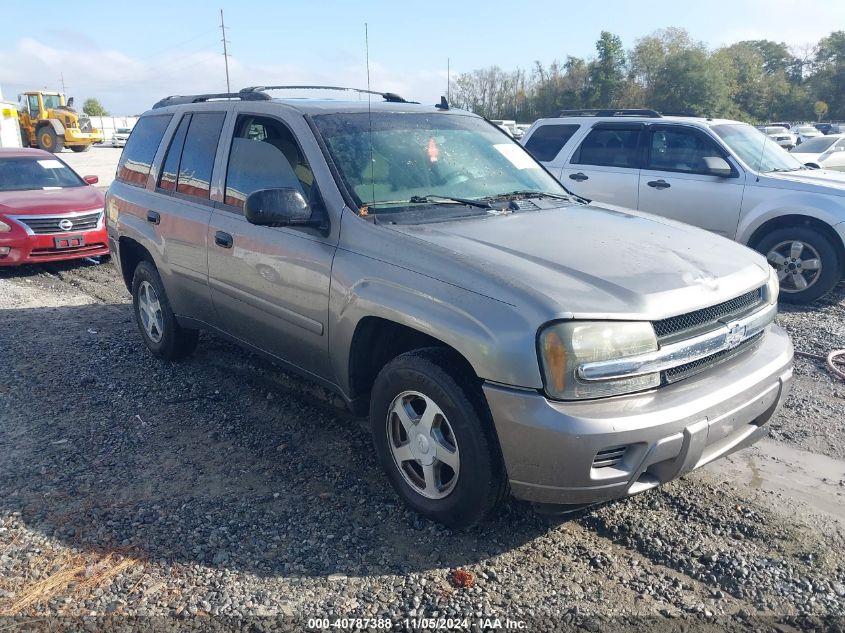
449, 28, 845, 124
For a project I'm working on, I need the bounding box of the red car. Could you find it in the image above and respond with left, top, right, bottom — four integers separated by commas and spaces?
0, 148, 108, 266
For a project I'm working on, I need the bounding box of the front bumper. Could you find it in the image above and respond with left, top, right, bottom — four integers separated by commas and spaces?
0, 221, 109, 266
484, 324, 793, 505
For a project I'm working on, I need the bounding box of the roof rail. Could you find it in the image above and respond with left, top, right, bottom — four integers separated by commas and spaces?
240, 85, 414, 103
557, 108, 662, 118
151, 91, 271, 109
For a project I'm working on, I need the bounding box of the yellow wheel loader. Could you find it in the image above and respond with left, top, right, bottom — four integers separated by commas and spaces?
18, 91, 104, 153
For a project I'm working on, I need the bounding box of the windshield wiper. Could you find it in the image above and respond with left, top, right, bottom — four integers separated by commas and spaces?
482, 189, 572, 201
408, 194, 493, 209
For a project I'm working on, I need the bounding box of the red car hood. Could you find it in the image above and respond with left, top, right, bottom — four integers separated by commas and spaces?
0, 186, 104, 216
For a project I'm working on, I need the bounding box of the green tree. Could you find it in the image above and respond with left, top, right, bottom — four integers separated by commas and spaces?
82, 98, 108, 116
588, 31, 626, 107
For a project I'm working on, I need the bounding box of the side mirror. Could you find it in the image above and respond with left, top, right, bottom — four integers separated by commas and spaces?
67, 97, 74, 108
83, 175, 99, 185
244, 188, 323, 229
702, 156, 733, 177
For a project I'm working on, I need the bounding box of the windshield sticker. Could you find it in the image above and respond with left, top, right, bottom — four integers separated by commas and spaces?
37, 159, 64, 169
42, 186, 61, 190
493, 144, 537, 170
427, 137, 439, 162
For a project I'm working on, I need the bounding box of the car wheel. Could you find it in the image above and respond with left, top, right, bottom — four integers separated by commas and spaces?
369, 348, 508, 528
755, 226, 842, 304
37, 126, 64, 153
131, 260, 198, 360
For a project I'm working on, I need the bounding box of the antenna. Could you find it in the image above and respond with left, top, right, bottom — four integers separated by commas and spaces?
220, 9, 231, 93
365, 23, 375, 208
60, 72, 67, 95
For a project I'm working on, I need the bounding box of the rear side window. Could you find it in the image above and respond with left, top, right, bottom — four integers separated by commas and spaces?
158, 114, 191, 192
116, 115, 172, 186
523, 124, 579, 162
572, 126, 641, 168
176, 112, 226, 199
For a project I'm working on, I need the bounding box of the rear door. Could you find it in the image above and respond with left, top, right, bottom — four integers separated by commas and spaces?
637, 124, 745, 237
560, 122, 644, 209
206, 109, 338, 379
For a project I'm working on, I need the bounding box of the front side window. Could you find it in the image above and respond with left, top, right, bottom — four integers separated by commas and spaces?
523, 124, 580, 162
0, 157, 84, 191
27, 95, 39, 117
713, 123, 804, 173
313, 112, 565, 214
647, 127, 726, 174
571, 126, 641, 168
116, 114, 172, 187
176, 112, 225, 199
224, 115, 314, 210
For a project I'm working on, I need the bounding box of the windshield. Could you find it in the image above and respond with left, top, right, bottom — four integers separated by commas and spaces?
713, 123, 805, 172
763, 126, 788, 134
312, 112, 567, 214
791, 136, 837, 153
116, 128, 131, 134
42, 94, 62, 109
0, 157, 84, 191
797, 126, 818, 134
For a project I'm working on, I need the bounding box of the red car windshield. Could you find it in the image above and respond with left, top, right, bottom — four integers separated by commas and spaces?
0, 157, 85, 192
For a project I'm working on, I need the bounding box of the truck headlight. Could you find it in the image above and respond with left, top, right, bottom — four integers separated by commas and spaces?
538, 321, 659, 400
765, 265, 779, 305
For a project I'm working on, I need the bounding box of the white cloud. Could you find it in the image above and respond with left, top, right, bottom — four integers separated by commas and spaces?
0, 38, 449, 115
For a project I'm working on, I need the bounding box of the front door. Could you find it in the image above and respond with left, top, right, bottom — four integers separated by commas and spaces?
637, 124, 746, 237
206, 112, 338, 378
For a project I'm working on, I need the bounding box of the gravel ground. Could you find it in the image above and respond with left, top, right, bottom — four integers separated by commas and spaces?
0, 261, 844, 631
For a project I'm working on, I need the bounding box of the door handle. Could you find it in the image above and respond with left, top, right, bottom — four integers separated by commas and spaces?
214, 231, 233, 249
569, 172, 589, 182
146, 210, 160, 225
647, 179, 671, 190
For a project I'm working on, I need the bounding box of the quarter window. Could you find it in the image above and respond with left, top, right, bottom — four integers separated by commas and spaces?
176, 112, 226, 199
523, 124, 580, 162
648, 128, 725, 174
116, 114, 172, 187
158, 114, 191, 192
572, 126, 641, 168
224, 115, 314, 210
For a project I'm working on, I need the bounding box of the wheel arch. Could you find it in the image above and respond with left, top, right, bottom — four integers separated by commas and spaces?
117, 236, 155, 292
37, 119, 66, 135
745, 214, 845, 275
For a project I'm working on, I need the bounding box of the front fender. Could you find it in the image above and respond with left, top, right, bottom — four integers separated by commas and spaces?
329, 248, 544, 397
737, 190, 845, 247
44, 118, 66, 135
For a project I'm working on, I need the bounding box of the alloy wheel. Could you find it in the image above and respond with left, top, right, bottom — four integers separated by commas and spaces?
137, 280, 164, 343
767, 240, 822, 293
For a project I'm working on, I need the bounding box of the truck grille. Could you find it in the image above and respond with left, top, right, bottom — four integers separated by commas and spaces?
17, 211, 102, 234
652, 287, 765, 341
592, 446, 628, 469
662, 332, 764, 384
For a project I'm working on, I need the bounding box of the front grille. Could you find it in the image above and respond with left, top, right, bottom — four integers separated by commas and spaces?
662, 331, 764, 384
592, 446, 628, 469
18, 211, 102, 235
652, 287, 765, 341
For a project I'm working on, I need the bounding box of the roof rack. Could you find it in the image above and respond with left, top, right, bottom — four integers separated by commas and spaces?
240, 85, 414, 103
557, 108, 662, 118
152, 85, 414, 110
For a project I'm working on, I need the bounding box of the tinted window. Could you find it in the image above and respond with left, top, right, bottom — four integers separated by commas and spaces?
176, 112, 225, 199
116, 114, 172, 187
224, 115, 314, 210
647, 128, 725, 174
523, 124, 579, 162
158, 114, 191, 192
572, 126, 641, 168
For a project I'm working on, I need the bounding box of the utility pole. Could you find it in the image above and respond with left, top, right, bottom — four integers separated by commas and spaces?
60, 72, 67, 95
447, 58, 450, 102
220, 9, 231, 93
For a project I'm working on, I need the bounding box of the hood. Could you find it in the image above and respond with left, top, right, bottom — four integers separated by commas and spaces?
384, 205, 770, 320
0, 186, 104, 216
765, 167, 845, 193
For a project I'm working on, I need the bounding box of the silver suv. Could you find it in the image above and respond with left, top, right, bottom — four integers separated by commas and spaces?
522, 109, 845, 303
106, 89, 793, 527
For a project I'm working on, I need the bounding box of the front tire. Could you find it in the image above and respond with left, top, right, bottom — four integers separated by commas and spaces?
370, 348, 507, 528
755, 226, 842, 303
69, 145, 91, 153
37, 126, 64, 153
131, 260, 198, 360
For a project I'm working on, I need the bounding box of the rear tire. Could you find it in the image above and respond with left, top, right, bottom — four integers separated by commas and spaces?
69, 145, 91, 153
36, 126, 64, 153
755, 226, 841, 304
369, 348, 508, 528
131, 260, 198, 360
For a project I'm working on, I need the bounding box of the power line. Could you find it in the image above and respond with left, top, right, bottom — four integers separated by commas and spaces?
220, 9, 231, 93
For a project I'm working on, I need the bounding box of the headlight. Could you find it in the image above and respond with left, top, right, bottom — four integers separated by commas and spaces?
0, 218, 11, 232
766, 265, 779, 305
538, 321, 659, 400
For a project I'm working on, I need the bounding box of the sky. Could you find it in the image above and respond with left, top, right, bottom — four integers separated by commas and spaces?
1, 0, 844, 115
